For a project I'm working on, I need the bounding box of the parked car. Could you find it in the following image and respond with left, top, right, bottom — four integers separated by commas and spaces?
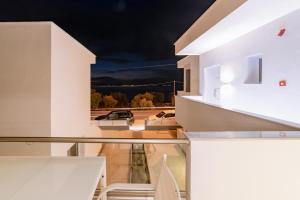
147, 110, 178, 127
95, 110, 134, 125
148, 110, 176, 121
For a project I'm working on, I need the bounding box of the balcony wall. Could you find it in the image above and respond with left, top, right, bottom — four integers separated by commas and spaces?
175, 96, 299, 132
186, 132, 300, 200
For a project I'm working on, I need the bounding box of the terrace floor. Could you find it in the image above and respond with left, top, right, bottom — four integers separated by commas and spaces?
94, 127, 186, 190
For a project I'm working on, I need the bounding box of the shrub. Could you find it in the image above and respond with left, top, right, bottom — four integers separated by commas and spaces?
131, 92, 154, 107
103, 95, 118, 108
111, 92, 128, 107
91, 89, 102, 109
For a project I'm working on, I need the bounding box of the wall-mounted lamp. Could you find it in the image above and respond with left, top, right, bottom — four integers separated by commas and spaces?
220, 67, 235, 98
221, 68, 235, 84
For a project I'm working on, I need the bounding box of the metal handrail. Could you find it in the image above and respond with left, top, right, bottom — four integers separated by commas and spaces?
93, 189, 187, 199
0, 137, 189, 144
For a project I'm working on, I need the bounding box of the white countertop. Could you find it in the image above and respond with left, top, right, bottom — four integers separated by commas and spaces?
0, 157, 106, 200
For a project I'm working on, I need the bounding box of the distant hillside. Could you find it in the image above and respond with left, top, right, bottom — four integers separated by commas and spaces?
91, 76, 180, 86
91, 77, 126, 86
91, 76, 184, 102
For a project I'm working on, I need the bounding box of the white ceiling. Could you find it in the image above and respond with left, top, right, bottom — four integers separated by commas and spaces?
176, 0, 300, 55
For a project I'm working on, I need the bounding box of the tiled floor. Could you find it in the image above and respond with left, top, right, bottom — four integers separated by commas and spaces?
100, 143, 131, 183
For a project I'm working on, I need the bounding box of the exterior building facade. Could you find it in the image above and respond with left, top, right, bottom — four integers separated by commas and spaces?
175, 1, 300, 199
0, 22, 98, 156
175, 0, 300, 132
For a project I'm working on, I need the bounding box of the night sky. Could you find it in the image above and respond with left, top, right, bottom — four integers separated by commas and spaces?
0, 0, 214, 82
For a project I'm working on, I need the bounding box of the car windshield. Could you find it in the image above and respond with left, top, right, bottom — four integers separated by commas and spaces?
107, 111, 132, 119
119, 112, 130, 118
164, 113, 175, 118
156, 111, 165, 118
108, 113, 118, 120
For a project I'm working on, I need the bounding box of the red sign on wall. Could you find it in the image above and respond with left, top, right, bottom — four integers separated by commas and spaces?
278, 28, 286, 37
279, 80, 287, 87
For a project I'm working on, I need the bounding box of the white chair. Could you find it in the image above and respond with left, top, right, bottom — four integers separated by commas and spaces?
97, 154, 182, 200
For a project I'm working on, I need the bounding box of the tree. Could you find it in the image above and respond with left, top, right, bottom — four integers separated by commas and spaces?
143, 92, 154, 101
91, 89, 102, 109
131, 92, 154, 108
151, 92, 165, 106
139, 98, 154, 107
103, 95, 118, 108
111, 92, 128, 107
131, 94, 143, 107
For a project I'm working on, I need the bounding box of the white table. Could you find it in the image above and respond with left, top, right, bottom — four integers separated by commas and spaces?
0, 157, 106, 200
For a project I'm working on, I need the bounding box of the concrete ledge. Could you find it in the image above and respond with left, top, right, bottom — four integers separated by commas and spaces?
145, 125, 181, 130
145, 119, 180, 130
176, 96, 300, 131
98, 120, 130, 130
99, 126, 129, 130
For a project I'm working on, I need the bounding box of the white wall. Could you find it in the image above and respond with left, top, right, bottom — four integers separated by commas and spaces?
177, 56, 200, 96
0, 22, 51, 137
200, 9, 300, 124
0, 22, 97, 156
187, 136, 300, 200
50, 23, 96, 156
0, 23, 52, 155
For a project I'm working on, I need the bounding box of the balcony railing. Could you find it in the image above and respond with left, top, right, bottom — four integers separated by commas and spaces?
0, 137, 188, 200
0, 137, 188, 144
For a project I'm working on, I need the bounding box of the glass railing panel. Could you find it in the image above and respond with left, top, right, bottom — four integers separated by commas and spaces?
99, 143, 132, 184
144, 143, 186, 191
97, 142, 186, 191
0, 137, 188, 199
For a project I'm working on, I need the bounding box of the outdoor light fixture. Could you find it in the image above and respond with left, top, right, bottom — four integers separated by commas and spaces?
221, 67, 235, 84
220, 66, 236, 99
